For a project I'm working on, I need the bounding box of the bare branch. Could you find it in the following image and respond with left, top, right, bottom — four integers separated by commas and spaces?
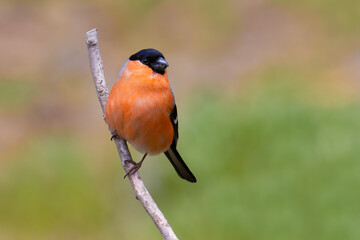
86, 28, 179, 240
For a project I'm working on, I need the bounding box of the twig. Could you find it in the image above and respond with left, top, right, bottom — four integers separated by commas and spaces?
86, 28, 179, 240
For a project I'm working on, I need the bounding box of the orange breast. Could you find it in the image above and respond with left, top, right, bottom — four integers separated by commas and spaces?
105, 60, 174, 154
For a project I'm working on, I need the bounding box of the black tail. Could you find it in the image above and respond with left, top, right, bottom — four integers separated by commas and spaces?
164, 146, 196, 183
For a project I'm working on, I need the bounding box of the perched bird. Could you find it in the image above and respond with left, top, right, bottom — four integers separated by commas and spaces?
105, 49, 196, 183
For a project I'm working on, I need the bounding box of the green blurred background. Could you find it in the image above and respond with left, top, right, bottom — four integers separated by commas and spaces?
1, 0, 360, 239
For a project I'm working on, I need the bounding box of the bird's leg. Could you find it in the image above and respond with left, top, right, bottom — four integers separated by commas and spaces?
124, 153, 148, 179
110, 130, 118, 141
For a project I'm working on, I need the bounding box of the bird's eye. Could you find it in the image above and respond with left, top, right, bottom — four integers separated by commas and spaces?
142, 58, 149, 64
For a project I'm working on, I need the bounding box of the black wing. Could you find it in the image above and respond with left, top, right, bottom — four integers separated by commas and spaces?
164, 101, 196, 183
169, 104, 178, 146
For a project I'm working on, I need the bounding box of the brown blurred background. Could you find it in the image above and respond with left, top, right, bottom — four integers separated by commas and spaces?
1, 0, 360, 239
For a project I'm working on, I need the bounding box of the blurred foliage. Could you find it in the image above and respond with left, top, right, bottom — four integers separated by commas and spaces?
175, 69, 360, 239
0, 135, 108, 235
92, 0, 236, 52
1, 70, 360, 239
273, 0, 360, 35
1, 0, 360, 239
0, 78, 34, 110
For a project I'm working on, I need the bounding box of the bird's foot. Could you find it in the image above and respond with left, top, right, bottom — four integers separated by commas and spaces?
110, 131, 118, 141
123, 153, 148, 179
123, 161, 143, 179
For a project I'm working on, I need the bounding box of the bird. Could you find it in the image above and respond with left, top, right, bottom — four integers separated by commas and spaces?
105, 48, 196, 183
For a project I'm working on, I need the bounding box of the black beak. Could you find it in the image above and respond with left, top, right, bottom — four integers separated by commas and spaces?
156, 57, 169, 69
152, 57, 169, 74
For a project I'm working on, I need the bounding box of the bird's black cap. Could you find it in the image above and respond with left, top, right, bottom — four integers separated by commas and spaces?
129, 48, 169, 75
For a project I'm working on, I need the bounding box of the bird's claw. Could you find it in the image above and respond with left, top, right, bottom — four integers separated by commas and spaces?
124, 160, 143, 179
123, 154, 147, 179
110, 131, 118, 141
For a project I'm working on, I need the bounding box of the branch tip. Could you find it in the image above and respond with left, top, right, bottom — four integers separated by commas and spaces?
86, 28, 98, 45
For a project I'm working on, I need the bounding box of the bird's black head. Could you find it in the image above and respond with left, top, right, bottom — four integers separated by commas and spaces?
129, 48, 169, 75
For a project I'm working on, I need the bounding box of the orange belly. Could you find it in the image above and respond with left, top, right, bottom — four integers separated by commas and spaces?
105, 61, 174, 154
123, 106, 174, 154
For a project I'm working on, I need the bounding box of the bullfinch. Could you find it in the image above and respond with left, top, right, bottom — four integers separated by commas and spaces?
105, 49, 196, 183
